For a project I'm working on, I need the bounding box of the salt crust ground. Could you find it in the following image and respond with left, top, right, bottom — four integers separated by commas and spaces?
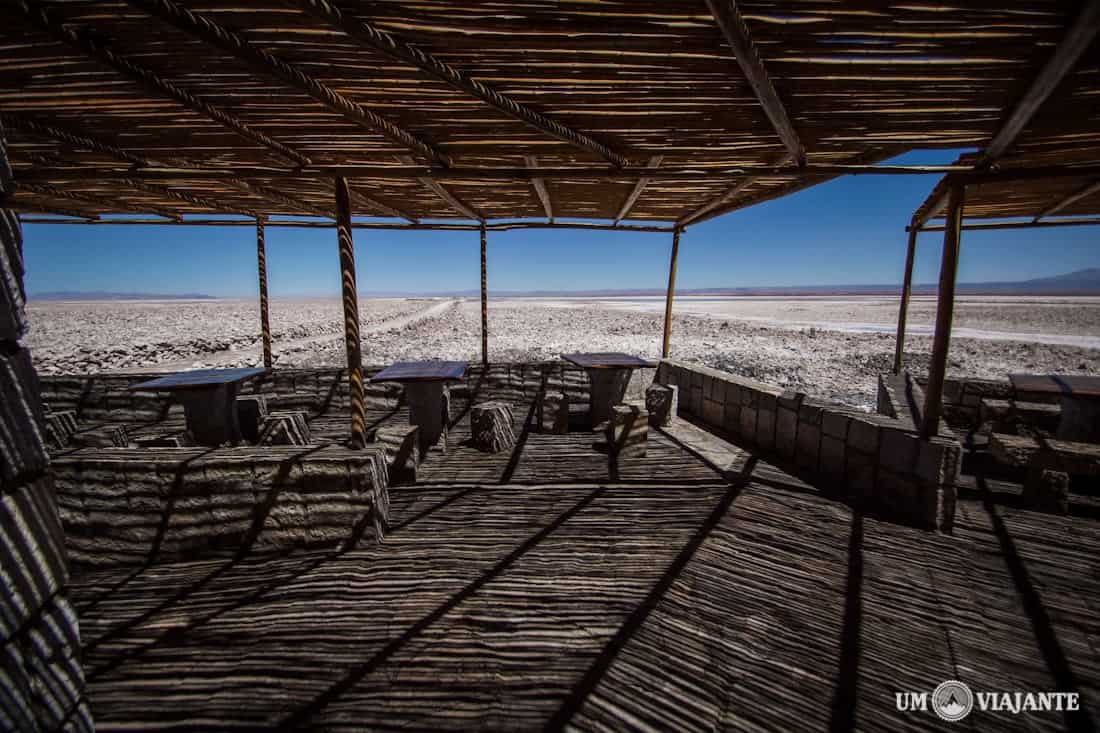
26, 296, 1100, 410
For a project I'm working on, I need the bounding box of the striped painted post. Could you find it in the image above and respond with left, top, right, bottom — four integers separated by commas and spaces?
256, 217, 273, 368
335, 177, 367, 448
480, 222, 488, 365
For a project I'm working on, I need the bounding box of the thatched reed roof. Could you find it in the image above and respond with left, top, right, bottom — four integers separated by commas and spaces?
2, 0, 1100, 226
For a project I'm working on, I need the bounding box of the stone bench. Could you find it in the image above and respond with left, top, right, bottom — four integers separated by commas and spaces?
259, 411, 311, 446
471, 402, 516, 453
645, 383, 677, 427
370, 424, 421, 483
979, 398, 1060, 435
539, 391, 568, 434
609, 403, 648, 458
52, 444, 390, 567
990, 432, 1100, 513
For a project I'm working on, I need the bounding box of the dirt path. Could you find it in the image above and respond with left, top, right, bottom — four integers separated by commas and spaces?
126, 299, 459, 373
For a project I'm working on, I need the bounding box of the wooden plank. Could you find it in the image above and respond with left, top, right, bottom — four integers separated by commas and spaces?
348, 188, 417, 223
560, 353, 653, 369
124, 0, 449, 166
704, 0, 805, 166
286, 0, 629, 167
615, 155, 663, 224
130, 367, 267, 390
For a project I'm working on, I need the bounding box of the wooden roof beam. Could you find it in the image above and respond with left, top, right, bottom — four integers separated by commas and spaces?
398, 155, 482, 221
678, 154, 791, 227
1034, 179, 1100, 221
12, 0, 308, 167
348, 187, 417, 223
704, 0, 805, 167
125, 0, 450, 167
912, 0, 1100, 229
285, 0, 629, 168
17, 181, 181, 220
4, 111, 331, 217
524, 156, 553, 222
615, 155, 663, 224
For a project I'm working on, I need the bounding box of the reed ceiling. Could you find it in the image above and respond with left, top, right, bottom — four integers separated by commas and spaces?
1, 0, 1098, 225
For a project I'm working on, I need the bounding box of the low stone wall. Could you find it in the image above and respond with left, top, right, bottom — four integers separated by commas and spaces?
658, 360, 958, 531
909, 375, 1063, 431
52, 445, 389, 568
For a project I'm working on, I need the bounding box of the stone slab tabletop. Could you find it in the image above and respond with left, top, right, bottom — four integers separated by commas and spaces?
372, 360, 468, 383
129, 367, 268, 391
561, 352, 655, 370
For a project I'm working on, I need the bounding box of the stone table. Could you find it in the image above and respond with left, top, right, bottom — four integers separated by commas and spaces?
129, 367, 267, 446
372, 361, 468, 452
561, 352, 654, 427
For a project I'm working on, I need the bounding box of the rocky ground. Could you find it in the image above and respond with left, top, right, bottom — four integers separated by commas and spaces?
26, 296, 1100, 411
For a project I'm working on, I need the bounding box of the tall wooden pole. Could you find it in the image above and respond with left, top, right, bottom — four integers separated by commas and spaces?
256, 217, 273, 368
920, 184, 964, 440
892, 228, 918, 375
335, 177, 366, 448
480, 222, 488, 365
661, 228, 681, 358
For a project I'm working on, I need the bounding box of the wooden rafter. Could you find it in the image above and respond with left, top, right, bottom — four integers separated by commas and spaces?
348, 187, 417, 223
704, 0, 805, 167
524, 156, 553, 222
12, 0, 308, 167
911, 0, 1100, 229
285, 0, 629, 167
1034, 179, 1100, 221
615, 155, 663, 224
10, 201, 99, 217
679, 154, 791, 227
398, 155, 482, 220
125, 0, 449, 167
17, 162, 977, 183
4, 112, 330, 217
17, 182, 180, 220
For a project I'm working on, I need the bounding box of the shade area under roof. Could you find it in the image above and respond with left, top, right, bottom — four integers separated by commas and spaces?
2, 0, 1099, 226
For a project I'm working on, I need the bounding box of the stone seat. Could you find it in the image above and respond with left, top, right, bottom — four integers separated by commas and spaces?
990, 432, 1100, 514
470, 402, 516, 453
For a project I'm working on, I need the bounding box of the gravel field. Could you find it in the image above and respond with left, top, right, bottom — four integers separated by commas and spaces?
26, 295, 1100, 410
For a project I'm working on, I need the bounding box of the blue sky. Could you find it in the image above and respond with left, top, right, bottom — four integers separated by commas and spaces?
21, 149, 1099, 297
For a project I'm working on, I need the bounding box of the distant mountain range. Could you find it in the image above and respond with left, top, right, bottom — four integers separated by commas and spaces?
28, 268, 1100, 300
30, 291, 215, 300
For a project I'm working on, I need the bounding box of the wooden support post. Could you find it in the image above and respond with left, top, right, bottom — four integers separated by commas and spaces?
335, 177, 366, 448
892, 228, 918, 375
920, 185, 964, 440
480, 222, 488, 365
256, 217, 273, 368
661, 229, 681, 358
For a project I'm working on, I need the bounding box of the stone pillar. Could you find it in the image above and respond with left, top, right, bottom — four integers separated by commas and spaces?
0, 121, 93, 729
405, 381, 447, 451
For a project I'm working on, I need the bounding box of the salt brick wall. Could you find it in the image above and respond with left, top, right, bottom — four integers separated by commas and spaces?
658, 360, 958, 532
0, 121, 93, 730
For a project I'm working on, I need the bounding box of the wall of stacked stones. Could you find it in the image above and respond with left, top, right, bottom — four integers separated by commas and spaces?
911, 375, 1059, 431
52, 445, 390, 568
657, 360, 958, 531
0, 123, 93, 730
